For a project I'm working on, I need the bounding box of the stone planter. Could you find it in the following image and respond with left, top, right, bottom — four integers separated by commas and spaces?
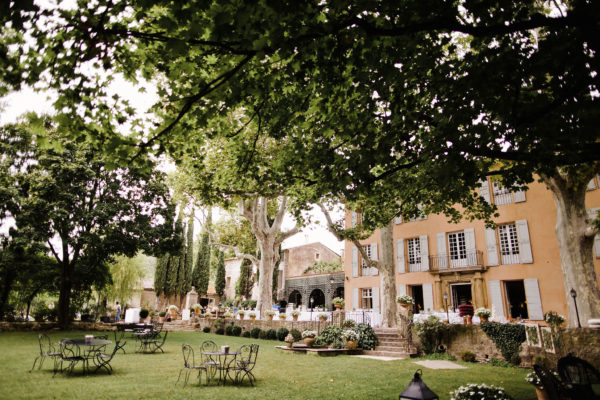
292, 315, 299, 321
249, 315, 256, 321
346, 340, 358, 350
285, 341, 293, 348
304, 337, 315, 347
334, 303, 342, 310
267, 315, 274, 321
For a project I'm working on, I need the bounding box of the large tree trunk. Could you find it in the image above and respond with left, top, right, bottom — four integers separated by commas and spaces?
543, 170, 600, 327
379, 221, 399, 327
58, 261, 73, 329
240, 197, 298, 317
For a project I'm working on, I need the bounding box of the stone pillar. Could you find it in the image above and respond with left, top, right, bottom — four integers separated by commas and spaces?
184, 287, 199, 311
434, 278, 443, 311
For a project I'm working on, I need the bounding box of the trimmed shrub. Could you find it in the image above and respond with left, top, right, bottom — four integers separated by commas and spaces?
277, 327, 290, 341
258, 330, 268, 340
480, 322, 526, 365
242, 331, 251, 338
232, 325, 242, 336
250, 327, 261, 339
355, 323, 378, 350
289, 328, 302, 341
266, 329, 277, 340
316, 325, 344, 348
225, 325, 234, 336
202, 326, 211, 333
461, 350, 477, 363
413, 315, 448, 355
215, 327, 225, 335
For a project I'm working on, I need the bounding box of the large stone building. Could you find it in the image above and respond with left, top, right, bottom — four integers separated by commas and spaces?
277, 242, 343, 310
343, 176, 600, 324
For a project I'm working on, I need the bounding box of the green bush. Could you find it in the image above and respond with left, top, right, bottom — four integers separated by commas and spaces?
258, 330, 268, 340
250, 327, 261, 339
213, 318, 226, 330
277, 327, 289, 341
232, 325, 242, 336
413, 315, 448, 355
242, 330, 251, 338
489, 358, 516, 368
202, 326, 211, 333
241, 299, 257, 309
139, 309, 149, 319
289, 328, 302, 341
480, 322, 525, 365
342, 319, 356, 328
266, 329, 277, 340
355, 323, 378, 350
225, 325, 234, 335
316, 325, 344, 348
461, 350, 477, 362
215, 327, 225, 335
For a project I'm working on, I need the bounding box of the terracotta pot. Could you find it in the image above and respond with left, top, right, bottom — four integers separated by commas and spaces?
292, 315, 299, 321
249, 315, 256, 320
159, 316, 165, 323
285, 341, 293, 348
238, 314, 245, 320
467, 315, 472, 324
346, 340, 358, 350
334, 303, 342, 310
535, 387, 550, 400
480, 315, 489, 323
267, 315, 274, 321
304, 337, 315, 347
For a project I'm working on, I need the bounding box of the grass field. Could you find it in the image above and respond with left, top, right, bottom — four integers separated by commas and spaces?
0, 330, 535, 400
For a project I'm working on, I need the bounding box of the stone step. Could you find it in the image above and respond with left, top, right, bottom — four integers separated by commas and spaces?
362, 350, 412, 359
374, 345, 410, 352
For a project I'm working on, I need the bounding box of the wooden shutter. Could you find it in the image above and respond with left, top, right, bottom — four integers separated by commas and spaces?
464, 228, 476, 266
513, 188, 526, 202
594, 235, 600, 259
516, 219, 533, 263
352, 246, 359, 277
479, 179, 491, 203
485, 228, 499, 266
524, 279, 543, 320
372, 287, 380, 313
397, 284, 407, 298
587, 179, 597, 191
396, 239, 405, 273
589, 208, 600, 258
394, 216, 403, 224
420, 235, 429, 271
351, 211, 358, 227
488, 280, 505, 318
352, 288, 359, 310
436, 232, 448, 269
423, 283, 434, 313
370, 243, 379, 275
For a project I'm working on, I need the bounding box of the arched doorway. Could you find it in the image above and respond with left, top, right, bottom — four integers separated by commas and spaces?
333, 287, 344, 299
309, 289, 325, 309
288, 290, 302, 307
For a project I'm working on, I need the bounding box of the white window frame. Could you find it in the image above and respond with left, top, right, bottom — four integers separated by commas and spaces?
361, 288, 373, 309
407, 238, 422, 272
492, 181, 513, 205
498, 223, 520, 265
448, 231, 468, 267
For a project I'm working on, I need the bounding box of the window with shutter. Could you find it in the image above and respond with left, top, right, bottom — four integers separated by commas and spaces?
485, 228, 499, 266
361, 288, 373, 309
396, 239, 405, 273
407, 238, 421, 272
420, 235, 430, 270
352, 247, 358, 277
423, 283, 434, 313
352, 288, 359, 310
498, 223, 520, 265
515, 219, 533, 263
479, 179, 491, 203
448, 231, 467, 267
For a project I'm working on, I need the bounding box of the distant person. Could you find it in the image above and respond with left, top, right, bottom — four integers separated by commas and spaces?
115, 301, 121, 322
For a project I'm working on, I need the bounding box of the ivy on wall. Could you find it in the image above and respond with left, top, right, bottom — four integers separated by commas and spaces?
480, 322, 526, 365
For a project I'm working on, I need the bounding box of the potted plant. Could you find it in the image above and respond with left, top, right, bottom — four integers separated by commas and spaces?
302, 330, 317, 347
332, 297, 345, 310
278, 313, 287, 320
450, 383, 512, 400
317, 312, 328, 322
223, 311, 234, 319
168, 304, 179, 320
158, 310, 166, 323
525, 371, 549, 400
284, 333, 295, 348
343, 329, 359, 350
139, 308, 149, 322
290, 309, 300, 321
475, 307, 492, 323
396, 295, 414, 309
237, 310, 246, 320
264, 310, 276, 320
248, 311, 257, 320
192, 304, 202, 318
544, 311, 565, 331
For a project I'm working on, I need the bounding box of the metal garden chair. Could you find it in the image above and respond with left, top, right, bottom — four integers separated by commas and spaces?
30, 333, 61, 372
92, 341, 121, 375
142, 330, 168, 353
199, 340, 220, 383
54, 340, 85, 377
177, 344, 207, 387
230, 343, 259, 386
113, 330, 127, 354
533, 364, 572, 400
557, 353, 600, 400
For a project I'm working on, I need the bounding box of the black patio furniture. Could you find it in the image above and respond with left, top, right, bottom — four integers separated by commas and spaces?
557, 353, 600, 400
30, 333, 61, 372
55, 340, 86, 377
91, 341, 121, 375
199, 340, 220, 382
177, 344, 208, 387
113, 330, 127, 354
138, 330, 168, 353
533, 364, 572, 400
230, 343, 259, 386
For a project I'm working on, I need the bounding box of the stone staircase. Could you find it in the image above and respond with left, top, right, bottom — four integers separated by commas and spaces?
361, 327, 417, 359
163, 319, 197, 332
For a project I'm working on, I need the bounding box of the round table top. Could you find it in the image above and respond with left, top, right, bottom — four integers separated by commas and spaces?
201, 351, 241, 356
61, 338, 112, 347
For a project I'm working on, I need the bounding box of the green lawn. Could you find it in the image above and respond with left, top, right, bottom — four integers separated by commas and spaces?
0, 330, 535, 400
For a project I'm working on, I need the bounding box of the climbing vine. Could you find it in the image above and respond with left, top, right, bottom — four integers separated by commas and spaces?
480, 322, 526, 365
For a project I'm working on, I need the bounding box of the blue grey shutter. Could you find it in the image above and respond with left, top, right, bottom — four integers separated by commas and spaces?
423, 283, 434, 313
488, 280, 505, 319
352, 288, 359, 310
479, 179, 491, 203
420, 235, 429, 271
516, 219, 533, 263
464, 228, 476, 266
524, 278, 543, 320
352, 246, 359, 277
372, 287, 380, 313
396, 239, 405, 273
485, 228, 499, 266
436, 233, 448, 269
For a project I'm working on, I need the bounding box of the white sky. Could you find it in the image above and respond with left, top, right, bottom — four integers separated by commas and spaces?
0, 85, 345, 253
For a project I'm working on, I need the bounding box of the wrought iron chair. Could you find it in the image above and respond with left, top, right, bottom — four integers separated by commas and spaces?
557, 353, 600, 400
143, 330, 168, 353
54, 340, 85, 377
92, 341, 121, 375
30, 333, 61, 372
177, 344, 207, 387
113, 330, 127, 354
231, 344, 259, 386
199, 340, 220, 383
533, 364, 572, 400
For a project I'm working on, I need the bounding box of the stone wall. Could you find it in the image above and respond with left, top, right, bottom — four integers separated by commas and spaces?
191, 318, 331, 334
441, 325, 504, 361
0, 321, 115, 332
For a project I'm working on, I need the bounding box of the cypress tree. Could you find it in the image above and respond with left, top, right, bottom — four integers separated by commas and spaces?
235, 258, 253, 299
192, 233, 210, 295
215, 249, 226, 298
154, 254, 169, 297
183, 213, 194, 294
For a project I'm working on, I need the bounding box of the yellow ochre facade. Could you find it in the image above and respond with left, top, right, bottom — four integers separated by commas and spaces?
344, 176, 600, 323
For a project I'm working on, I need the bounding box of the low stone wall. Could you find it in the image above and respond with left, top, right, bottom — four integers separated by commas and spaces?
0, 321, 115, 332
520, 328, 600, 369
441, 325, 504, 362
191, 318, 331, 333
